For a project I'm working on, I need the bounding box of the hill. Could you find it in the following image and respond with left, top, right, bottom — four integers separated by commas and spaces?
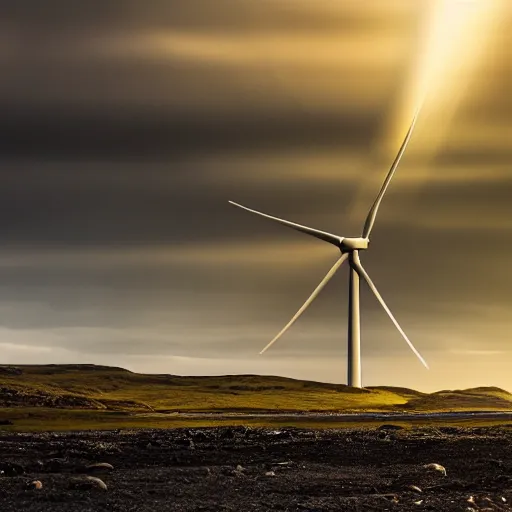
403, 387, 512, 411
0, 364, 511, 431
0, 364, 400, 412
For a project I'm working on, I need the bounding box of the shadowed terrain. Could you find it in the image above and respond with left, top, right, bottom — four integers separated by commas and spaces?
2, 426, 512, 511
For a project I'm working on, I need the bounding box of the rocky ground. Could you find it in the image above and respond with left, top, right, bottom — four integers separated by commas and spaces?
1, 425, 512, 511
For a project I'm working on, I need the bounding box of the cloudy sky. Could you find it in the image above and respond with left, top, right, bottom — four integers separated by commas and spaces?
0, 1, 510, 391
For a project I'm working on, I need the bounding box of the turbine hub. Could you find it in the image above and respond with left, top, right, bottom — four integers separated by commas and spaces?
340, 237, 369, 251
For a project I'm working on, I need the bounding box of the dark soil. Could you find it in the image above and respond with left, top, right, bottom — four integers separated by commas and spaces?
1, 426, 512, 511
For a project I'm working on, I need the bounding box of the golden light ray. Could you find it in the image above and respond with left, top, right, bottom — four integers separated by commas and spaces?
348, 0, 503, 230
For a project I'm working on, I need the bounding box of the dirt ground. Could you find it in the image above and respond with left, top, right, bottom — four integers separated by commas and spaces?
1, 425, 512, 511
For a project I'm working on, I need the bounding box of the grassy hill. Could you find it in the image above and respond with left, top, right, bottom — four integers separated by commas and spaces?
403, 387, 512, 411
0, 364, 511, 431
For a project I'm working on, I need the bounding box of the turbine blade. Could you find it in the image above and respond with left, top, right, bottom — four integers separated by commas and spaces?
362, 110, 420, 239
260, 253, 349, 354
351, 255, 429, 369
229, 201, 342, 247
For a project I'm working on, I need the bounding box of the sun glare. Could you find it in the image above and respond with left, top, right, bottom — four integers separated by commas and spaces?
386, 0, 498, 150
350, 0, 502, 225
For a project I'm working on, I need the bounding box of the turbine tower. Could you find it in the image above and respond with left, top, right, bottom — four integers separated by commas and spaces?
229, 111, 429, 388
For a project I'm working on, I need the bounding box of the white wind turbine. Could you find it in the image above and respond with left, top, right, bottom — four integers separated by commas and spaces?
229, 111, 429, 388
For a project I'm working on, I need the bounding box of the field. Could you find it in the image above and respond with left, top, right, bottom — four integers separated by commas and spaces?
2, 426, 512, 511
1, 364, 512, 432
2, 365, 512, 510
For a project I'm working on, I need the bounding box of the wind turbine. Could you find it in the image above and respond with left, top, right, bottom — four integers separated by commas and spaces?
229, 111, 429, 388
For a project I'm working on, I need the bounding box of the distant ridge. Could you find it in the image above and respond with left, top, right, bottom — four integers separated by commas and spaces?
0, 364, 510, 414
1, 364, 133, 373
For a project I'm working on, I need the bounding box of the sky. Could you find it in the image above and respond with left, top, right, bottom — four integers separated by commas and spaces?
0, 1, 510, 391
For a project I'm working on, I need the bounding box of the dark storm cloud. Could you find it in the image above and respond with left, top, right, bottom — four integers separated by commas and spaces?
0, 156, 363, 245
0, 152, 509, 247
0, 0, 510, 390
0, 105, 380, 160
0, 0, 418, 156
0, 1, 413, 35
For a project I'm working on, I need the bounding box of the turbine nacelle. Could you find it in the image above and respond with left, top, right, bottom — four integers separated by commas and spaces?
339, 237, 369, 252
228, 111, 430, 386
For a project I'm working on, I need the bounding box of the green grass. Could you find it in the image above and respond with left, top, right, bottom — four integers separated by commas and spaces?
1, 364, 511, 432
0, 365, 411, 412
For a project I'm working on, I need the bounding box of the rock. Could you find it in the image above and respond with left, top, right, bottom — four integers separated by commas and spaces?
25, 480, 43, 490
423, 463, 447, 476
0, 462, 25, 476
86, 476, 108, 490
69, 476, 108, 491
265, 471, 276, 477
85, 462, 114, 474
233, 464, 245, 475
230, 465, 245, 477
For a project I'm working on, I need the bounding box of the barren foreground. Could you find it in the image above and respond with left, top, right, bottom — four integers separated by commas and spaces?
1, 426, 512, 511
